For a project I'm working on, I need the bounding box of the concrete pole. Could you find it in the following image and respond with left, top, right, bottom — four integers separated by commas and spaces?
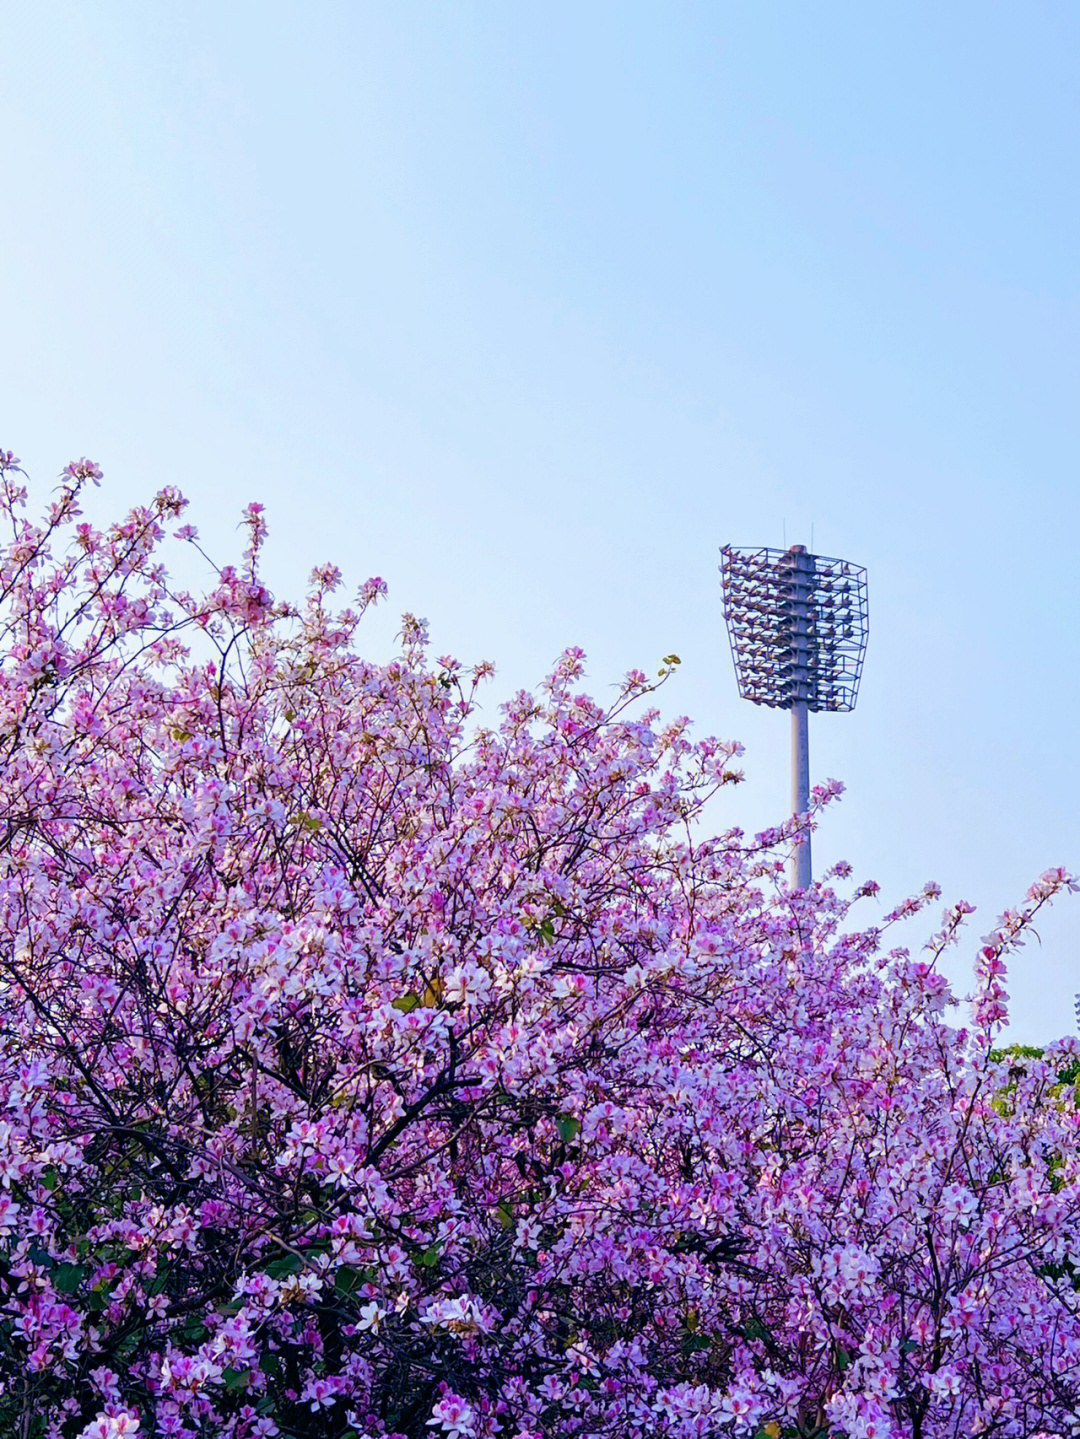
790, 700, 811, 888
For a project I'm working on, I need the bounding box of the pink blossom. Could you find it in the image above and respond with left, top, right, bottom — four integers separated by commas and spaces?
428, 1395, 477, 1439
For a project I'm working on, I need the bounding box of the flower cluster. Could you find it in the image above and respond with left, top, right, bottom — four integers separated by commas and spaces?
0, 457, 1077, 1438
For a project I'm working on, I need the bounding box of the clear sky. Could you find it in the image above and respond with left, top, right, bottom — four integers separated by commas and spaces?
3, 1, 1078, 1041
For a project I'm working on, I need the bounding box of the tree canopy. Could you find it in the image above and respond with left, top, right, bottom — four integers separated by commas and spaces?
0, 453, 1078, 1439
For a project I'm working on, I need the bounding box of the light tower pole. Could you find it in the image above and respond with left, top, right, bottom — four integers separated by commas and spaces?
719, 544, 869, 889
787, 545, 814, 888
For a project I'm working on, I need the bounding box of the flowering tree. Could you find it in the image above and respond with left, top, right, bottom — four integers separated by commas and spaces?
0, 453, 1078, 1439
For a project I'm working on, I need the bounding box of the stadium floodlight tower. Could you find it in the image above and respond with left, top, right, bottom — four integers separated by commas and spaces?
719, 544, 869, 889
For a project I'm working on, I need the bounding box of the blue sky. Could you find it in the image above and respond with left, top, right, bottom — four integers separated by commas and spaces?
3, 1, 1078, 1040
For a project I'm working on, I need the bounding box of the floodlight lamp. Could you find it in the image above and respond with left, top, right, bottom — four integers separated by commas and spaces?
718, 543, 869, 890
718, 545, 869, 714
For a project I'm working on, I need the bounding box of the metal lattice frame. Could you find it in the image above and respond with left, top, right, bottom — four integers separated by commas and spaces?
719, 545, 869, 712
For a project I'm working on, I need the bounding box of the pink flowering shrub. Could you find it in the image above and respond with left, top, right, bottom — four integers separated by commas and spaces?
0, 453, 1078, 1438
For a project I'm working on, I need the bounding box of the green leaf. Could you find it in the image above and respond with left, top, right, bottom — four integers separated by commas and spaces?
682, 1333, 711, 1354
416, 1244, 442, 1268
392, 992, 420, 1013
556, 1114, 580, 1142
262, 1252, 303, 1279
52, 1263, 84, 1293
259, 1352, 281, 1376
223, 1367, 250, 1393
334, 1265, 364, 1294
494, 1203, 515, 1230
41, 1167, 59, 1192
